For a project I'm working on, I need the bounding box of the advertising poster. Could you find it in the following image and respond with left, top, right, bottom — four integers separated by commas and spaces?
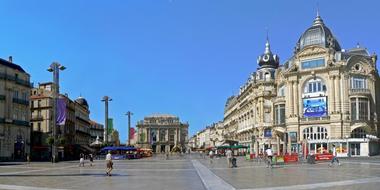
264, 129, 272, 138
303, 97, 327, 117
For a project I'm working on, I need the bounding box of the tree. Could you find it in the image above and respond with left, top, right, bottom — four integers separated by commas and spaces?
46, 136, 54, 146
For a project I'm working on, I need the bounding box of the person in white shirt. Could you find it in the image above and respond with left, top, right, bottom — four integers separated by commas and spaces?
105, 151, 113, 176
226, 149, 233, 168
265, 147, 273, 168
209, 150, 214, 164
329, 144, 341, 166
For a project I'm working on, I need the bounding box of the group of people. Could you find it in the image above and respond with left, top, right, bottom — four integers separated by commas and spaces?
78, 153, 94, 167
205, 144, 341, 169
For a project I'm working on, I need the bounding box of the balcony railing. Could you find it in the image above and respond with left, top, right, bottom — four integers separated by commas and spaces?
13, 98, 29, 105
0, 73, 32, 87
300, 116, 330, 122
31, 115, 44, 121
349, 88, 371, 96
13, 120, 30, 126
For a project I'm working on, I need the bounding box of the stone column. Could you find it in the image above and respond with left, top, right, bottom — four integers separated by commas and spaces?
330, 76, 335, 113
146, 128, 150, 144
283, 133, 287, 154
166, 129, 169, 142
157, 129, 160, 142
276, 135, 280, 155
293, 81, 298, 117
288, 81, 294, 117
335, 76, 340, 113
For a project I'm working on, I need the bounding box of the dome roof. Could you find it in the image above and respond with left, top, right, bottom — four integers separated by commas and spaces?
295, 13, 341, 53
75, 96, 89, 108
257, 39, 279, 69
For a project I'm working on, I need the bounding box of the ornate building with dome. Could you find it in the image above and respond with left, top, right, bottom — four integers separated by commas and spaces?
223, 13, 380, 157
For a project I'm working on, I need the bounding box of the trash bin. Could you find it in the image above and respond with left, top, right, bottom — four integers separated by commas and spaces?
307, 154, 316, 164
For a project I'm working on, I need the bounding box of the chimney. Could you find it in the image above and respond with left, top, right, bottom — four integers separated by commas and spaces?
8, 56, 13, 63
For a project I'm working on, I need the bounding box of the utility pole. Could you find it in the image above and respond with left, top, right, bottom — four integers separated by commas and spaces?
47, 62, 66, 163
126, 111, 133, 146
102, 96, 112, 144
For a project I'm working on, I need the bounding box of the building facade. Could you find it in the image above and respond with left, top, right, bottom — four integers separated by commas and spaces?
0, 57, 31, 161
31, 83, 77, 160
222, 13, 380, 157
30, 83, 93, 160
89, 120, 104, 144
189, 121, 225, 150
136, 114, 189, 153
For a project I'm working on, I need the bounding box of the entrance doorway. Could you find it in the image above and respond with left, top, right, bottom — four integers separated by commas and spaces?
350, 143, 360, 156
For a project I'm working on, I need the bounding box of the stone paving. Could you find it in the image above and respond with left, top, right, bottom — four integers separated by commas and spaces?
0, 154, 380, 190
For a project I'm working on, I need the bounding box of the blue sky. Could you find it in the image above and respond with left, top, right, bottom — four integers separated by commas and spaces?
0, 0, 379, 142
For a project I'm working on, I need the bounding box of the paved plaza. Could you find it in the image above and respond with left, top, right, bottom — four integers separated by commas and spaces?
1, 154, 380, 190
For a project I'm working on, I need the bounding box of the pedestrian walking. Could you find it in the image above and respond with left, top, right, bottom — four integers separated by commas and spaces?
105, 151, 113, 176
209, 150, 214, 164
226, 149, 233, 168
329, 144, 341, 167
265, 147, 273, 168
79, 153, 85, 167
89, 154, 94, 166
26, 153, 31, 165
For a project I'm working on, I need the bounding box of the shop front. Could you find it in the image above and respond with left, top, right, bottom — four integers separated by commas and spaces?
306, 138, 379, 157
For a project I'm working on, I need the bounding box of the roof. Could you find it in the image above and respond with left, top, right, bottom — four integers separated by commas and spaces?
75, 96, 89, 108
0, 58, 27, 73
146, 113, 177, 118
296, 14, 341, 53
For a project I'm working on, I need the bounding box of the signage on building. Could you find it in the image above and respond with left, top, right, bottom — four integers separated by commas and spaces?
303, 97, 327, 117
264, 129, 272, 138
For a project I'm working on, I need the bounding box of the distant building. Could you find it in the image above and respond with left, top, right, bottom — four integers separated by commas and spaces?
89, 120, 104, 144
0, 56, 31, 161
31, 83, 77, 160
30, 83, 93, 160
136, 114, 189, 153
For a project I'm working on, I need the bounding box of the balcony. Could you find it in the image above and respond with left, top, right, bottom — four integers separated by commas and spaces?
31, 115, 44, 121
300, 116, 330, 124
13, 98, 29, 106
13, 120, 30, 127
349, 88, 371, 96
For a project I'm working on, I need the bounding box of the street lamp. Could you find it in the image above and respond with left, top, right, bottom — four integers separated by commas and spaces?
102, 96, 112, 144
125, 111, 133, 146
47, 62, 65, 163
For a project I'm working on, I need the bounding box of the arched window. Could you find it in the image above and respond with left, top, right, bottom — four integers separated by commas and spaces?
351, 128, 367, 138
303, 126, 328, 140
303, 78, 326, 94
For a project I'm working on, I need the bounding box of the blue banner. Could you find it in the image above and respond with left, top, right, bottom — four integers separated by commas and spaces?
303, 97, 327, 117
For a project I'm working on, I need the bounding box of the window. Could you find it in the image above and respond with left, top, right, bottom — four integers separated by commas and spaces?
274, 104, 285, 125
351, 128, 367, 138
301, 58, 325, 69
13, 90, 19, 99
303, 126, 328, 140
303, 28, 323, 47
351, 98, 369, 121
304, 78, 326, 93
351, 77, 367, 89
278, 85, 285, 96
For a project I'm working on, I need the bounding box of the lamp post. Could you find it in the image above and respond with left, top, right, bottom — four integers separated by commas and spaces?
102, 96, 112, 144
126, 111, 133, 146
47, 62, 66, 163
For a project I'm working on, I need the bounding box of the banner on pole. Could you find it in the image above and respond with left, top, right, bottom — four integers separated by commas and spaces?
56, 98, 66, 125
